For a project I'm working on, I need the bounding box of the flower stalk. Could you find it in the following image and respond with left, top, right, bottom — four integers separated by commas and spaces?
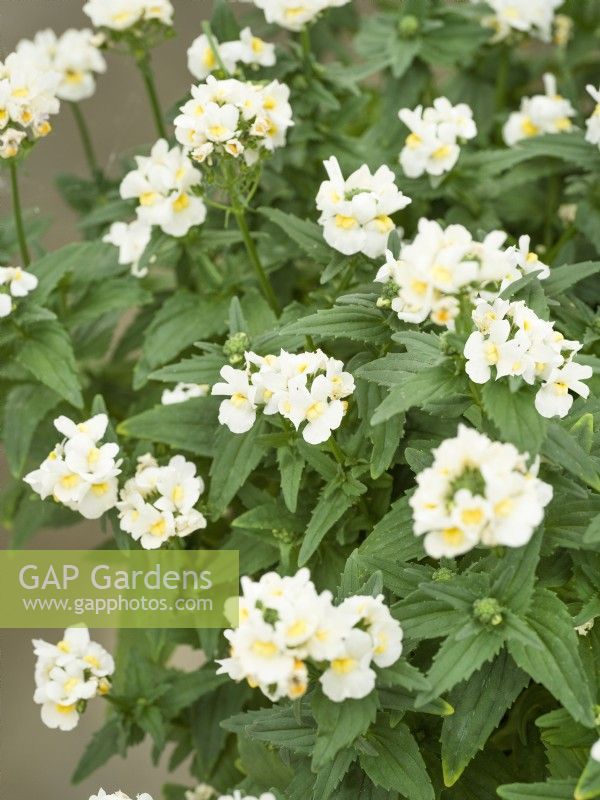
69, 102, 104, 186
9, 159, 30, 267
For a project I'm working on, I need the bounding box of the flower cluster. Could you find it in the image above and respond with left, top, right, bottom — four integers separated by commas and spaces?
161, 382, 209, 405
316, 156, 411, 258
474, 0, 564, 42
24, 414, 121, 520
503, 73, 575, 146
188, 28, 276, 81
238, 0, 350, 32
585, 84, 600, 149
398, 96, 477, 179
117, 454, 207, 549
90, 792, 153, 800
33, 627, 114, 731
410, 424, 553, 558
0, 265, 38, 318
217, 793, 274, 800
212, 348, 355, 444
175, 75, 293, 165
186, 787, 217, 800
83, 0, 173, 31
217, 568, 403, 703
464, 297, 593, 418
374, 218, 548, 329
104, 139, 206, 273
15, 28, 106, 103
0, 50, 60, 158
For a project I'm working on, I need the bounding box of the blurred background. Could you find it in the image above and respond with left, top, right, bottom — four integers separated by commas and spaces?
0, 1, 232, 797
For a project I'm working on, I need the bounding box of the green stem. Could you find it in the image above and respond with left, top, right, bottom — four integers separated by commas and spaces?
495, 47, 510, 112
546, 224, 577, 264
202, 21, 230, 76
233, 206, 280, 315
136, 53, 167, 139
9, 160, 30, 267
69, 102, 103, 185
300, 26, 312, 63
328, 436, 347, 466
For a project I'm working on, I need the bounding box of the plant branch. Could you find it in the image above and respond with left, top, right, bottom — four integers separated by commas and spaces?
69, 102, 103, 185
9, 160, 30, 267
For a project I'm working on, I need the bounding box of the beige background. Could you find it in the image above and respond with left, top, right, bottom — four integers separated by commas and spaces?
0, 1, 222, 798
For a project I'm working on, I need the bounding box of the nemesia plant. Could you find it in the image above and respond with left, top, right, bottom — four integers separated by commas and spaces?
2, 1, 600, 799
398, 96, 478, 179
33, 627, 114, 731
89, 792, 153, 800
217, 568, 403, 702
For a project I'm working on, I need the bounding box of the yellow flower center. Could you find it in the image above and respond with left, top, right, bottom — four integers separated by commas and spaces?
60, 473, 81, 489
172, 193, 190, 212
202, 48, 217, 69
91, 482, 110, 496
306, 401, 325, 422
335, 214, 358, 230
432, 144, 452, 160
461, 507, 484, 526
149, 518, 167, 537
484, 342, 500, 364
405, 132, 422, 148
554, 380, 569, 395
494, 498, 513, 517
331, 657, 356, 675
442, 527, 465, 545
287, 620, 308, 638
252, 640, 278, 657
521, 117, 540, 137
231, 391, 248, 407
373, 214, 393, 233
139, 191, 158, 206
171, 485, 184, 504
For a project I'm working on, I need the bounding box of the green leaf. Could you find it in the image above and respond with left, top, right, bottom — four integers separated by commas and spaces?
148, 353, 224, 385
507, 588, 595, 727
276, 445, 305, 513
417, 629, 505, 706
576, 756, 600, 800
237, 736, 293, 791
72, 716, 123, 783
283, 304, 390, 345
3, 384, 59, 476
29, 241, 122, 302
497, 780, 577, 799
259, 207, 332, 264
209, 422, 268, 517
313, 749, 355, 800
441, 651, 529, 786
311, 691, 378, 770
543, 423, 600, 492
480, 381, 548, 455
360, 722, 435, 800
16, 321, 83, 408
490, 527, 542, 613
134, 292, 228, 388
159, 669, 228, 718
67, 276, 151, 326
372, 362, 467, 424
118, 397, 219, 456
545, 261, 600, 296
298, 479, 356, 565
584, 514, 600, 544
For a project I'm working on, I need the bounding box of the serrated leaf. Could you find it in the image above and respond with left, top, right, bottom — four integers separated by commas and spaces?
277, 445, 305, 513
29, 241, 122, 302
16, 321, 83, 408
311, 691, 378, 770
417, 629, 505, 705
372, 362, 467, 424
259, 207, 332, 264
360, 722, 434, 800
481, 381, 548, 455
209, 422, 268, 516
576, 756, 600, 800
298, 479, 356, 565
507, 588, 595, 726
3, 384, 60, 476
118, 397, 219, 456
72, 716, 123, 783
283, 304, 390, 345
441, 651, 529, 785
543, 423, 600, 491
545, 261, 599, 296
497, 780, 577, 799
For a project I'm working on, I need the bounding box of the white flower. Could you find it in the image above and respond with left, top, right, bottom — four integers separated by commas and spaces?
464, 297, 592, 419
503, 73, 575, 146
0, 265, 38, 297
161, 383, 209, 405
410, 424, 553, 558
585, 84, 600, 148
239, 0, 351, 31
592, 739, 600, 763
83, 0, 172, 30
103, 220, 152, 277
0, 127, 27, 158
0, 51, 60, 146
16, 29, 106, 102
186, 787, 216, 800
212, 365, 257, 434
286, 374, 345, 445
89, 792, 154, 800
24, 414, 121, 520
535, 361, 593, 418
320, 629, 376, 702
238, 28, 276, 68
116, 453, 207, 548
33, 628, 114, 732
218, 568, 402, 703
398, 98, 476, 180
175, 75, 293, 161
116, 139, 206, 241
187, 28, 275, 81
0, 293, 12, 317
475, 0, 564, 41
316, 156, 411, 258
